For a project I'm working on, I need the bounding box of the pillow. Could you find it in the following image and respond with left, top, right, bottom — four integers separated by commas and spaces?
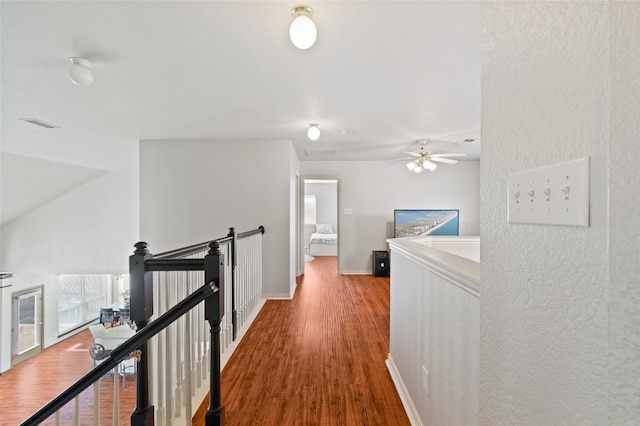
316, 223, 334, 234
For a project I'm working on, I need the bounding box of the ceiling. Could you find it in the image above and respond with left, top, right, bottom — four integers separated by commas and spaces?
0, 1, 481, 224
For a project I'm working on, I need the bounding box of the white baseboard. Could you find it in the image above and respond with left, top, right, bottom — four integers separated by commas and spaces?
264, 293, 294, 300
386, 354, 423, 426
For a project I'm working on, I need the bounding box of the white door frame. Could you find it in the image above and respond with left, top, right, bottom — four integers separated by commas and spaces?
299, 176, 342, 275
11, 285, 44, 366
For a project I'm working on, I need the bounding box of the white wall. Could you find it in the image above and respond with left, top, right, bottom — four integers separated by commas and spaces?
305, 181, 337, 231
301, 161, 480, 274
481, 1, 639, 424
0, 170, 139, 372
608, 2, 640, 421
140, 139, 296, 298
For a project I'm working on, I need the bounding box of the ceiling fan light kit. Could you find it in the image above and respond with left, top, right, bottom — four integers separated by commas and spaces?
400, 139, 466, 173
407, 159, 437, 173
68, 57, 94, 87
290, 5, 317, 49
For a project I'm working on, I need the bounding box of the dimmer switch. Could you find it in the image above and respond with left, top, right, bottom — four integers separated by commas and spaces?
508, 157, 590, 227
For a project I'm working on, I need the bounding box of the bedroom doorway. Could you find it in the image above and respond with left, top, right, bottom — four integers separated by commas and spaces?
301, 177, 340, 274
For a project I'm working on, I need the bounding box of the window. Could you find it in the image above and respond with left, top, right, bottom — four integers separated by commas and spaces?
304, 194, 317, 224
58, 274, 112, 335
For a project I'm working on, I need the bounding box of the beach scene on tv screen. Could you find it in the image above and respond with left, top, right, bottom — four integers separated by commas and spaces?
394, 210, 459, 237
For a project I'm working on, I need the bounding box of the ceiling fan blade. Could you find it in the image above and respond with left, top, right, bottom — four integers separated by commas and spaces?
430, 157, 458, 164
431, 152, 466, 158
403, 151, 422, 157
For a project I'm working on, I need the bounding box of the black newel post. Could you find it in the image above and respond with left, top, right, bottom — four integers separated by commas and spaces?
204, 242, 225, 426
130, 242, 155, 426
228, 227, 238, 341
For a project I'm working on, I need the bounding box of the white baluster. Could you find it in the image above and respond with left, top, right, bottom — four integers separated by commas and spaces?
174, 273, 183, 419
165, 271, 175, 424
156, 272, 166, 426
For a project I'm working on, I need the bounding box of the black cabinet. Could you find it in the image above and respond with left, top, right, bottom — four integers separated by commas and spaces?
372, 250, 390, 277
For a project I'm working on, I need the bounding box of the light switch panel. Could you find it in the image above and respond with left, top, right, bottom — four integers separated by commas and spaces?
508, 157, 590, 227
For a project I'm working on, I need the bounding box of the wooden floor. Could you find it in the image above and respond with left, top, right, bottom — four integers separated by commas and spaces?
195, 256, 409, 425
0, 328, 136, 425
0, 256, 409, 425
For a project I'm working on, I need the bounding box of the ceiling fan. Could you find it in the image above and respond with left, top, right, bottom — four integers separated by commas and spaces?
397, 139, 466, 173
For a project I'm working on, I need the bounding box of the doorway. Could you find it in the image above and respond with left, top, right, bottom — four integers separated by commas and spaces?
300, 177, 341, 274
12, 286, 44, 366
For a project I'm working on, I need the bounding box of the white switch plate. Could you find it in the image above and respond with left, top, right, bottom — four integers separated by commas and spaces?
343, 208, 353, 215
508, 157, 590, 227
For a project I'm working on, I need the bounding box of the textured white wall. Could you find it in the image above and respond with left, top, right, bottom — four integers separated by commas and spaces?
481, 1, 639, 424
301, 161, 480, 274
608, 1, 640, 422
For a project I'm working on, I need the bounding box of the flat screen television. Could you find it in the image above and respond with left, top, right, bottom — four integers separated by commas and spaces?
394, 209, 459, 238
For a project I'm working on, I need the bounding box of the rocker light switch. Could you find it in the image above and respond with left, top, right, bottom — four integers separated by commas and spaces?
508, 157, 590, 227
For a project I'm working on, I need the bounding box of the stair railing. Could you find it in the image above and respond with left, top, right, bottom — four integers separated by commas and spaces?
20, 225, 265, 426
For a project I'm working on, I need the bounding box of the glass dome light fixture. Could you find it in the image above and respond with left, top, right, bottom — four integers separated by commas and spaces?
68, 57, 94, 87
290, 5, 317, 49
307, 123, 320, 141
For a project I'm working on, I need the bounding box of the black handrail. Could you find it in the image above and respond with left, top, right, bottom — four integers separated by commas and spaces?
21, 280, 219, 426
154, 225, 265, 260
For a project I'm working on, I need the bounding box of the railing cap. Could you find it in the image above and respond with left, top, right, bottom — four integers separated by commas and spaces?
133, 242, 150, 255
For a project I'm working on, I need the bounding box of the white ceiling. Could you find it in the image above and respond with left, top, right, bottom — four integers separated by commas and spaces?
0, 1, 481, 224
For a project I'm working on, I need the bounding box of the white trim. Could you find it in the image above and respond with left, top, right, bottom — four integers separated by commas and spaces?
265, 293, 294, 300
387, 238, 480, 297
386, 355, 423, 426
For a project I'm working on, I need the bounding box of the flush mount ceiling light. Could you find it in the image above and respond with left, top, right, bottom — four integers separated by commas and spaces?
307, 123, 320, 141
68, 57, 94, 87
290, 5, 317, 49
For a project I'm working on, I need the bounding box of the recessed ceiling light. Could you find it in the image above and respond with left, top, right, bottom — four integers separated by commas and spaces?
18, 118, 60, 129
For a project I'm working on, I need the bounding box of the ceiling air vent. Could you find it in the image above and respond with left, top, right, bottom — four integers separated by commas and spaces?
18, 118, 60, 129
304, 148, 336, 158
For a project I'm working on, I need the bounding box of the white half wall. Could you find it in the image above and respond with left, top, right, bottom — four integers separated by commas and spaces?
140, 139, 296, 298
301, 160, 480, 274
481, 1, 639, 424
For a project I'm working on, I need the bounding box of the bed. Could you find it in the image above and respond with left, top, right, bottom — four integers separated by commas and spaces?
308, 223, 338, 256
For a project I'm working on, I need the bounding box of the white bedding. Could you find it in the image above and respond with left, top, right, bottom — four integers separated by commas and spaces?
309, 232, 338, 245
309, 232, 338, 256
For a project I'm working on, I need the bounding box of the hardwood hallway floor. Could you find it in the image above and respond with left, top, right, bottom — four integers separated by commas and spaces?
195, 255, 410, 425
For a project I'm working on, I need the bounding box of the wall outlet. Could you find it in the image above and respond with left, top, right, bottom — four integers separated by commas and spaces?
508, 157, 590, 227
422, 366, 429, 395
